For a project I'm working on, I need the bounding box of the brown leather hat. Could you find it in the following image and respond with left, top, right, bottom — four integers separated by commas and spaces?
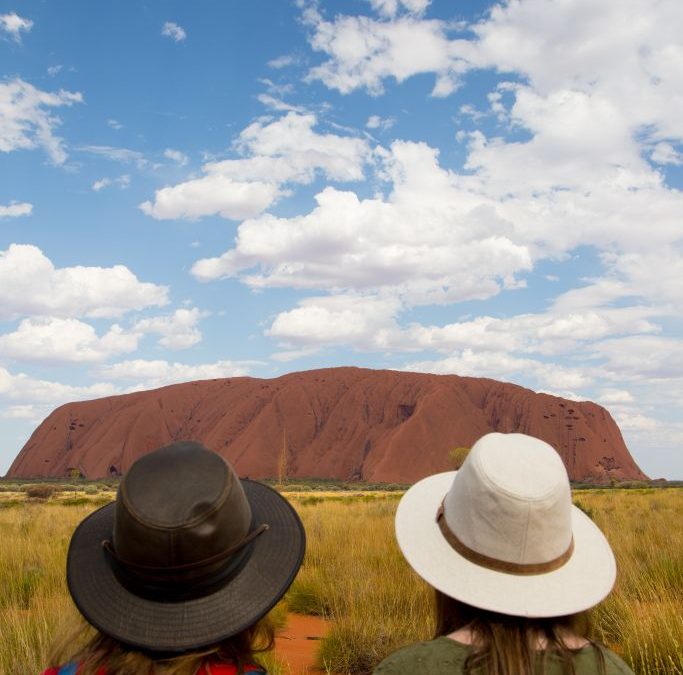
66, 441, 305, 651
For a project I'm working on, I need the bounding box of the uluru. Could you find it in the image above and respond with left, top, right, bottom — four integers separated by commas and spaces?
7, 367, 647, 483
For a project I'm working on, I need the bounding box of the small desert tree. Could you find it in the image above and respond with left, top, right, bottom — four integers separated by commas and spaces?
448, 446, 470, 470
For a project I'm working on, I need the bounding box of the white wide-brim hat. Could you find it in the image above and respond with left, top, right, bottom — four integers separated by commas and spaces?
395, 432, 616, 618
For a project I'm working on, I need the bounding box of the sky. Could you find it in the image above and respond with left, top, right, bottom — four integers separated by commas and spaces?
0, 0, 682, 479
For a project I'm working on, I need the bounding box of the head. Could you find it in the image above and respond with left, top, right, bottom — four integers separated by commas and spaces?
60, 441, 305, 672
395, 433, 615, 672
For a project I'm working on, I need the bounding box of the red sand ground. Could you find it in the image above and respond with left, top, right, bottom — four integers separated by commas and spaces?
274, 614, 329, 675
8, 367, 647, 483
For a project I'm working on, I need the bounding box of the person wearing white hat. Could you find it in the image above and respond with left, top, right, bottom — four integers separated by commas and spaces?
374, 432, 634, 675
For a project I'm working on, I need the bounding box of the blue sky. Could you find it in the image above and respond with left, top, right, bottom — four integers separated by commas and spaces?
1, 0, 682, 478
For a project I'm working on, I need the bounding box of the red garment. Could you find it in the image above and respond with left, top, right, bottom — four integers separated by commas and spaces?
41, 662, 263, 675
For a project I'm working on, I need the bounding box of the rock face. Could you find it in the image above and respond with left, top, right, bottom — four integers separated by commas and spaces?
7, 367, 647, 483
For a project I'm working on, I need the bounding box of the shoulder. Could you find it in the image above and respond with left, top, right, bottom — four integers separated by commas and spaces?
598, 646, 635, 674
572, 645, 634, 675
374, 637, 468, 675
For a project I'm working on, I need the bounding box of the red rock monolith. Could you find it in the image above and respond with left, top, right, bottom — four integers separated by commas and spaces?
7, 367, 647, 483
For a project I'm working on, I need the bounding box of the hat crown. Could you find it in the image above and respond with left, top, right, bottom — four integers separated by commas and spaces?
114, 441, 252, 569
444, 433, 572, 566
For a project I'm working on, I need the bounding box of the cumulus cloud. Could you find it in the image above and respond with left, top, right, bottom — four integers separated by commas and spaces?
0, 308, 204, 365
0, 201, 32, 218
268, 294, 401, 348
0, 78, 82, 164
0, 366, 117, 405
0, 12, 33, 43
0, 317, 140, 364
141, 112, 371, 221
134, 308, 203, 350
95, 358, 256, 390
0, 244, 169, 320
191, 141, 531, 302
162, 21, 186, 42
404, 349, 591, 393
304, 8, 466, 96
140, 174, 281, 221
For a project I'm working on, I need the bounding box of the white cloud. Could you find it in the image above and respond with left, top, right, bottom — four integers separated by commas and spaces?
91, 175, 130, 191
404, 349, 592, 392
164, 148, 189, 166
191, 141, 531, 302
0, 244, 169, 319
256, 94, 304, 113
162, 21, 186, 42
0, 309, 204, 364
92, 178, 111, 192
134, 308, 203, 350
0, 12, 33, 43
140, 174, 281, 221
141, 112, 370, 221
0, 201, 32, 218
268, 54, 299, 69
0, 366, 117, 405
268, 294, 401, 348
598, 389, 635, 405
0, 317, 139, 364
369, 0, 431, 18
1, 404, 39, 420
47, 65, 63, 77
0, 78, 82, 165
107, 118, 124, 130
611, 411, 659, 432
96, 358, 256, 390
78, 145, 147, 168
366, 114, 395, 131
651, 141, 683, 166
305, 10, 466, 96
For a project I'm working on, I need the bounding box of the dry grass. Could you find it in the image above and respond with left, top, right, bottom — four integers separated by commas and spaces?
287, 489, 683, 675
0, 489, 681, 675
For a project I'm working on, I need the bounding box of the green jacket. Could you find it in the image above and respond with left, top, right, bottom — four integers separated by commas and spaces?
374, 636, 634, 675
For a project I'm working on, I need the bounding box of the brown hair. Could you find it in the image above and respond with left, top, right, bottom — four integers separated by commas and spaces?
434, 590, 605, 675
48, 613, 275, 675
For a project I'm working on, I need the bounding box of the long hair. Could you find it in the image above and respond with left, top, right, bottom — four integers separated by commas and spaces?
48, 613, 275, 675
434, 590, 605, 675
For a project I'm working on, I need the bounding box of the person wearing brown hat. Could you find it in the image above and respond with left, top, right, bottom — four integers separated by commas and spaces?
374, 432, 634, 675
41, 440, 305, 675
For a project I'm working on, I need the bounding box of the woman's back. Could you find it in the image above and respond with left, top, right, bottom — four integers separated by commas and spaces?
375, 637, 633, 675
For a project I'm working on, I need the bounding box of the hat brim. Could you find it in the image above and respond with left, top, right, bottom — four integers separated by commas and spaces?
395, 472, 616, 618
67, 480, 305, 651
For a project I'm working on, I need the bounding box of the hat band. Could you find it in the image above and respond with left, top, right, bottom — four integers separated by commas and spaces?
436, 503, 574, 576
101, 522, 269, 601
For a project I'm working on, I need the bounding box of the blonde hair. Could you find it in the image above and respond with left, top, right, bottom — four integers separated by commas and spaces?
48, 613, 274, 675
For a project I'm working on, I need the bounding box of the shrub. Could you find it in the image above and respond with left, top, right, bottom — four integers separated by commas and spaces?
23, 485, 57, 500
